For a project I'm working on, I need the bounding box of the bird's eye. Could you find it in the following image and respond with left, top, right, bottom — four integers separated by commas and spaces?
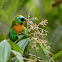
18, 17, 21, 20
17, 16, 26, 21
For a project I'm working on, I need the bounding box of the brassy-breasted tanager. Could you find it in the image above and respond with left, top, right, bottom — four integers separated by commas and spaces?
9, 15, 27, 42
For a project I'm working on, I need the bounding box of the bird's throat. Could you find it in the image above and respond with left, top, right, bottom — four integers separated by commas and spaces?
13, 24, 24, 34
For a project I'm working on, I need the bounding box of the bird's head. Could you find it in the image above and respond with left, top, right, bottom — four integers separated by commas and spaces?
12, 15, 26, 25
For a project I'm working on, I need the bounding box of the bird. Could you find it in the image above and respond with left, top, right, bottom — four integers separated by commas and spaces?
9, 15, 27, 42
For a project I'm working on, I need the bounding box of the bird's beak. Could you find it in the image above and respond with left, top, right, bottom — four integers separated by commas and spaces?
20, 18, 26, 25
23, 18, 26, 21
21, 18, 26, 21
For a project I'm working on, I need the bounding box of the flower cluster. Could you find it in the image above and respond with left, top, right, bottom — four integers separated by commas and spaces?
27, 17, 50, 50
38, 19, 48, 27
24, 15, 53, 62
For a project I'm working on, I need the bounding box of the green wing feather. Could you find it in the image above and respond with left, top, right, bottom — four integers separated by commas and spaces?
9, 28, 18, 42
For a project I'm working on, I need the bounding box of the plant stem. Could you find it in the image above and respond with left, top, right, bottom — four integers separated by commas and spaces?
49, 51, 62, 62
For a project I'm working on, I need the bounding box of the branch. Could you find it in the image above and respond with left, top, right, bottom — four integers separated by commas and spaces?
52, 0, 62, 7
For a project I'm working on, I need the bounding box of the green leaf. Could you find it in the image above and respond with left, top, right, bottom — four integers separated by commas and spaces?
0, 40, 11, 62
8, 41, 22, 55
49, 51, 62, 62
12, 50, 24, 62
36, 43, 49, 61
53, 51, 62, 59
17, 38, 29, 52
17, 34, 24, 39
15, 34, 25, 43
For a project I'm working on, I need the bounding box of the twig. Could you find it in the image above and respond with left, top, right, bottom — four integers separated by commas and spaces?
52, 0, 62, 7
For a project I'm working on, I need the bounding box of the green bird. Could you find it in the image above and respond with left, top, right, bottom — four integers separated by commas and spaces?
9, 15, 27, 42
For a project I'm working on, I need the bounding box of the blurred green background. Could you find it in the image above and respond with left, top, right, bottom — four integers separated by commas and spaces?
0, 0, 62, 62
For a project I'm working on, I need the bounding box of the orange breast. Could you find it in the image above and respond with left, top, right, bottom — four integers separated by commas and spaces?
13, 24, 24, 34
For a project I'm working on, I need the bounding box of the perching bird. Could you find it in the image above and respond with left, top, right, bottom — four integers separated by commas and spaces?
9, 15, 27, 42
